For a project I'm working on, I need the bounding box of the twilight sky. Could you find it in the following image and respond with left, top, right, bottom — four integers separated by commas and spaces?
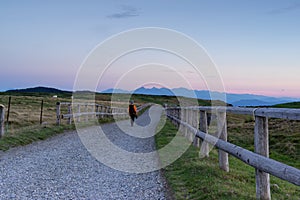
1, 0, 299, 97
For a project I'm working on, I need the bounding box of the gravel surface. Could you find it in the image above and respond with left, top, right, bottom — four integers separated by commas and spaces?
0, 106, 171, 200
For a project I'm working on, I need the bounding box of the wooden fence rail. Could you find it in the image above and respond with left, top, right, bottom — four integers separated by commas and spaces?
56, 102, 126, 125
165, 106, 300, 200
56, 102, 151, 125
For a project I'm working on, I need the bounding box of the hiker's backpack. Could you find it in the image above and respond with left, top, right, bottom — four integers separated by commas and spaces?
129, 104, 136, 115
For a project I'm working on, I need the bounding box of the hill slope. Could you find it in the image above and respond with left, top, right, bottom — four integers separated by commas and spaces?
273, 101, 300, 109
6, 86, 70, 94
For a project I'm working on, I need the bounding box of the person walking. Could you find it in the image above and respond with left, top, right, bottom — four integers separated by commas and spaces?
128, 100, 138, 126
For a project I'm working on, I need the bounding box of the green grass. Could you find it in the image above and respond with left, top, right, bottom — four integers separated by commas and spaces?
0, 124, 75, 151
155, 119, 300, 199
273, 101, 300, 109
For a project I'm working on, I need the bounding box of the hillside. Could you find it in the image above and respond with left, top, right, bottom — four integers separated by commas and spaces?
273, 101, 300, 109
6, 86, 71, 94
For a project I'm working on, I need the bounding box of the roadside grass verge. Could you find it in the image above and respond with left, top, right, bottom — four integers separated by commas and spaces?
0, 124, 75, 151
155, 119, 300, 199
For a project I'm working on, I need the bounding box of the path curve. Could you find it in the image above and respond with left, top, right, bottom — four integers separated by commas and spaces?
0, 105, 170, 199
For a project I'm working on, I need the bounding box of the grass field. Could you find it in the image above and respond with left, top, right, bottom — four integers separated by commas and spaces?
0, 91, 207, 150
0, 92, 155, 151
0, 92, 219, 133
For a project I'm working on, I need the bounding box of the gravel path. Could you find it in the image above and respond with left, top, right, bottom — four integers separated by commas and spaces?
0, 105, 171, 200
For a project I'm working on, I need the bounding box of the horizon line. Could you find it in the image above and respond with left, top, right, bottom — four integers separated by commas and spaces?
2, 85, 300, 99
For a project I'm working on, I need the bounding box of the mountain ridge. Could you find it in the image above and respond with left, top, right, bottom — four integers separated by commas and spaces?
102, 87, 300, 106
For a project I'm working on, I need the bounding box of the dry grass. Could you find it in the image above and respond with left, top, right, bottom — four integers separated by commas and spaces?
0, 93, 145, 135
0, 95, 71, 134
227, 113, 300, 168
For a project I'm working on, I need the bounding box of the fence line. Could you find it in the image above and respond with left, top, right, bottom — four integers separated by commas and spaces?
165, 106, 300, 200
56, 102, 151, 125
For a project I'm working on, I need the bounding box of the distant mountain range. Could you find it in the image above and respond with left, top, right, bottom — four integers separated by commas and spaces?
102, 87, 300, 107
5, 86, 300, 107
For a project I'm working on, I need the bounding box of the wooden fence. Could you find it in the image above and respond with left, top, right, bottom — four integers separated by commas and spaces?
165, 106, 300, 200
0, 97, 45, 137
56, 102, 150, 125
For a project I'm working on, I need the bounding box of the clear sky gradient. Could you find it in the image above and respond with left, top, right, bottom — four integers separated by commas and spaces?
1, 0, 299, 97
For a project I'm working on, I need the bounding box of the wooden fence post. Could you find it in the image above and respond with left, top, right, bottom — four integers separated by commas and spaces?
173, 108, 178, 126
6, 96, 11, 125
172, 108, 176, 125
68, 104, 72, 125
254, 116, 271, 200
199, 110, 209, 158
169, 108, 174, 124
85, 104, 88, 122
107, 107, 110, 119
117, 108, 122, 120
104, 106, 107, 118
179, 107, 184, 134
184, 108, 189, 137
56, 102, 61, 125
91, 104, 94, 120
186, 108, 191, 142
0, 104, 5, 138
193, 108, 200, 147
111, 107, 114, 118
105, 106, 109, 118
103, 106, 107, 118
77, 104, 81, 122
40, 100, 44, 125
188, 108, 195, 142
182, 108, 186, 136
100, 105, 104, 118
110, 107, 113, 118
176, 108, 180, 127
217, 110, 229, 172
96, 105, 99, 119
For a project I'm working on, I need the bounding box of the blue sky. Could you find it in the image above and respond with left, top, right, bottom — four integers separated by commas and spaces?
1, 0, 299, 97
